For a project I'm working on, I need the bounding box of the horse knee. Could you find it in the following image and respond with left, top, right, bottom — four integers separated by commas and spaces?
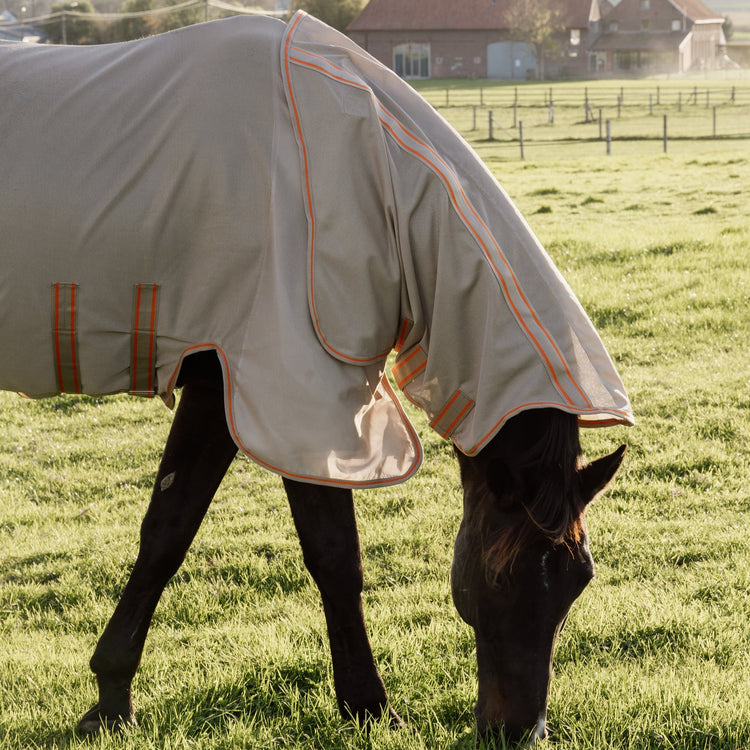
302, 539, 364, 601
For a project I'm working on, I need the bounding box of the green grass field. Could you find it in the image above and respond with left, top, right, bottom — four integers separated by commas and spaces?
1, 85, 749, 749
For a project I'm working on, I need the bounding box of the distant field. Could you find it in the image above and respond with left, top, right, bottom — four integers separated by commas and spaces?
1, 85, 749, 749
413, 78, 750, 162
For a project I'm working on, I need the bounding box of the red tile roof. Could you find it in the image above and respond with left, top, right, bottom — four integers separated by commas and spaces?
668, 0, 722, 21
348, 0, 595, 32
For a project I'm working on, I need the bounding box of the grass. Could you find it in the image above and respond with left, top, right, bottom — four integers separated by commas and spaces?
2, 89, 750, 749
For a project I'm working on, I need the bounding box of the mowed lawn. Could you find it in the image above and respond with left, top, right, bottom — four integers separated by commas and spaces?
1, 83, 749, 749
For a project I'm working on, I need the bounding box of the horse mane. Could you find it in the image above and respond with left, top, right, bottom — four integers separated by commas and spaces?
478, 409, 586, 579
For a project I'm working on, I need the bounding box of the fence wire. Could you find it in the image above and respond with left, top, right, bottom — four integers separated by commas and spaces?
419, 82, 750, 160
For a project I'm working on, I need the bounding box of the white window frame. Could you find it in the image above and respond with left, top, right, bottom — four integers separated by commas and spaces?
393, 43, 430, 79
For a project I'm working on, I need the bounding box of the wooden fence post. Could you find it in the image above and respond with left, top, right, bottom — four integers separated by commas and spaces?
519, 121, 525, 160
606, 119, 611, 155
488, 110, 494, 141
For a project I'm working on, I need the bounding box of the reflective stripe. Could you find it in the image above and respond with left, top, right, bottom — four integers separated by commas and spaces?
431, 390, 474, 439
130, 283, 159, 396
392, 346, 426, 389
52, 282, 82, 394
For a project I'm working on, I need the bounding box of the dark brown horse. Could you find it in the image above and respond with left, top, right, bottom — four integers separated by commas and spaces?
1, 13, 631, 744
75, 350, 625, 744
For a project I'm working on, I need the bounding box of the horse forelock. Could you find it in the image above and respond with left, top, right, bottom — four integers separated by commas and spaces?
477, 409, 586, 578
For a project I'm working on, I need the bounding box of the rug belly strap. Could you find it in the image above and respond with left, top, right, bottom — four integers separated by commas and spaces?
130, 283, 159, 397
430, 390, 475, 439
52, 283, 82, 394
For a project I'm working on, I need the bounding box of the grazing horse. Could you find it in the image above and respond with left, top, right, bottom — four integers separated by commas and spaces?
0, 11, 633, 743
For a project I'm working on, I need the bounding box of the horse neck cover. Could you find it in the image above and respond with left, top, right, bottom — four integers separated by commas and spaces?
0, 12, 633, 488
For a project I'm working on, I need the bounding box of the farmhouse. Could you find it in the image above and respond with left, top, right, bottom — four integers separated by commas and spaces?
346, 0, 600, 80
346, 0, 726, 78
590, 0, 725, 74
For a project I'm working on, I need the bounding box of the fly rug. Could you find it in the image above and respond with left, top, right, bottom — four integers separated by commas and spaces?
0, 11, 634, 744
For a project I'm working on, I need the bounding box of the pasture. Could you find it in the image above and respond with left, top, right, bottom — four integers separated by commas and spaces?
1, 80, 750, 749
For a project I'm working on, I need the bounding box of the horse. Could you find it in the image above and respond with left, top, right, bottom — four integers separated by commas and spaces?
0, 11, 632, 744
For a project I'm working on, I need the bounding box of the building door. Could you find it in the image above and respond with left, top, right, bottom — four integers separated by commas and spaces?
487, 41, 536, 79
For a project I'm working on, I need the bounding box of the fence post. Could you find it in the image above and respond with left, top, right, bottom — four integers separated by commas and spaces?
472, 105, 477, 131
519, 121, 525, 160
513, 100, 517, 129
649, 93, 653, 116
488, 111, 494, 141
548, 101, 554, 124
480, 87, 484, 106
606, 119, 611, 155
663, 114, 668, 153
446, 88, 450, 107
713, 105, 717, 138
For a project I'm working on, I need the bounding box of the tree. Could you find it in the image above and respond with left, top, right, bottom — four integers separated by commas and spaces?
48, 0, 97, 44
291, 0, 364, 32
505, 0, 565, 80
723, 15, 734, 42
117, 0, 159, 41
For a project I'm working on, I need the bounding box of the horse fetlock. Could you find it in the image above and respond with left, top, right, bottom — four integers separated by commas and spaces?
340, 699, 405, 731
77, 701, 137, 735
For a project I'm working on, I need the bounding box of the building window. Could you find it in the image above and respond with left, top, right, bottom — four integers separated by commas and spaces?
640, 0, 650, 8
672, 19, 682, 31
570, 28, 581, 45
394, 43, 430, 79
609, 21, 618, 32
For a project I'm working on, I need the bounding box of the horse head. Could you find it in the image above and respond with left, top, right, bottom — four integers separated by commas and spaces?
451, 408, 625, 743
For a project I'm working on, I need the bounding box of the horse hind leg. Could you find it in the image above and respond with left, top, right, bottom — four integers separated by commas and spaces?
78, 351, 238, 734
283, 478, 405, 729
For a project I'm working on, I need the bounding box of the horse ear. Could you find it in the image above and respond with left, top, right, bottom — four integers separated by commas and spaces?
579, 445, 627, 504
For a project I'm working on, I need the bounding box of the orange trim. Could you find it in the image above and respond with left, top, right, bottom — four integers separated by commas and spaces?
392, 346, 426, 388
147, 284, 157, 395
166, 342, 424, 489
52, 283, 81, 394
53, 283, 63, 392
457, 401, 635, 456
394, 318, 412, 352
284, 30, 392, 366
132, 283, 142, 394
69, 284, 80, 393
374, 109, 585, 409
430, 390, 474, 439
287, 42, 590, 408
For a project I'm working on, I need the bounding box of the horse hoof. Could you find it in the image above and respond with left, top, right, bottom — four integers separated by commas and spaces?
77, 703, 137, 734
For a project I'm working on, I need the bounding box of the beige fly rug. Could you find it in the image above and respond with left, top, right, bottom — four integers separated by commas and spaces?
0, 11, 633, 488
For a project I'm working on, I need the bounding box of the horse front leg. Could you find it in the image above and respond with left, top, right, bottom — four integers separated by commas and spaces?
78, 354, 238, 733
283, 478, 404, 729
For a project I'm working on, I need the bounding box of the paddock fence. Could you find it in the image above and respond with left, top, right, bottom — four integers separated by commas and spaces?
417, 82, 750, 160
